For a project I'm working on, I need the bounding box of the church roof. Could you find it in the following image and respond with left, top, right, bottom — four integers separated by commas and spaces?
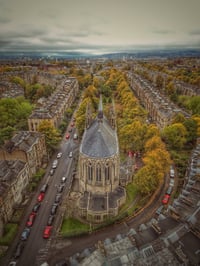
80, 117, 118, 158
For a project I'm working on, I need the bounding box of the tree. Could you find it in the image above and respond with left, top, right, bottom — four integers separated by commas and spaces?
134, 164, 162, 195
144, 136, 165, 153
38, 121, 61, 152
183, 118, 198, 144
188, 96, 200, 115
161, 123, 187, 150
143, 148, 171, 174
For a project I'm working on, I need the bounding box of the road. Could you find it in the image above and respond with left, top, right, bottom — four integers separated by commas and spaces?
3, 126, 79, 266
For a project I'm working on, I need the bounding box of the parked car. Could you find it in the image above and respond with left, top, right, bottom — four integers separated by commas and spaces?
55, 194, 62, 204
8, 261, 17, 266
162, 194, 170, 205
40, 184, 48, 193
61, 176, 67, 183
155, 205, 164, 215
47, 215, 55, 226
21, 227, 31, 241
26, 212, 36, 227
166, 186, 173, 195
43, 226, 52, 239
14, 242, 25, 259
57, 184, 65, 193
37, 192, 45, 202
50, 169, 55, 176
52, 159, 58, 169
32, 202, 41, 213
66, 133, 70, 139
51, 204, 58, 215
57, 152, 62, 159
169, 179, 175, 187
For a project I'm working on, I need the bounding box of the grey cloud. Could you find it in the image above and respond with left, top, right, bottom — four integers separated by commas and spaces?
0, 17, 11, 23
153, 29, 174, 35
189, 30, 200, 35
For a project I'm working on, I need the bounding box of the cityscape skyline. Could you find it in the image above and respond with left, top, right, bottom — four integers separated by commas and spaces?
0, 0, 200, 55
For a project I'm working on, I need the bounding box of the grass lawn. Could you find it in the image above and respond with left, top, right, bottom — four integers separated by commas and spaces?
119, 183, 138, 214
61, 217, 90, 237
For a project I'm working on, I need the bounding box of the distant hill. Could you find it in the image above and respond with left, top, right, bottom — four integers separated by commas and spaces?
0, 48, 200, 60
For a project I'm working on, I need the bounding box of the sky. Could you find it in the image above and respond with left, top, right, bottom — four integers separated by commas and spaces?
0, 0, 200, 55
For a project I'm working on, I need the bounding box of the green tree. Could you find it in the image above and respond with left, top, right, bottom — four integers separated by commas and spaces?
38, 121, 61, 152
134, 164, 162, 195
183, 118, 197, 144
161, 123, 187, 150
188, 96, 200, 115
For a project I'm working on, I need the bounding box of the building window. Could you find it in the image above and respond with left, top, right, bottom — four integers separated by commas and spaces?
88, 163, 93, 182
105, 164, 110, 181
95, 215, 101, 221
96, 164, 101, 182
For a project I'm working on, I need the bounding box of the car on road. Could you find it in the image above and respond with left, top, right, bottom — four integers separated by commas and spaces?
47, 215, 55, 226
21, 227, 31, 241
69, 151, 73, 158
55, 193, 62, 204
66, 133, 70, 139
32, 202, 41, 213
57, 152, 62, 159
57, 184, 65, 193
169, 179, 175, 187
52, 159, 58, 169
51, 204, 58, 215
14, 242, 25, 259
43, 226, 52, 239
26, 212, 36, 227
40, 184, 48, 193
162, 194, 170, 205
155, 205, 164, 215
37, 192, 45, 202
166, 186, 173, 195
50, 169, 55, 176
8, 261, 17, 266
61, 176, 67, 183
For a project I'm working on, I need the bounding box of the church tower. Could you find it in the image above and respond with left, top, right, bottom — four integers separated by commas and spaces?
77, 95, 126, 223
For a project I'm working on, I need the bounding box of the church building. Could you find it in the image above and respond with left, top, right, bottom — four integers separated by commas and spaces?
77, 95, 126, 223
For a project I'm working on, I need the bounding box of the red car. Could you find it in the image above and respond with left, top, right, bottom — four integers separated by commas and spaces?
37, 192, 45, 202
43, 226, 52, 239
66, 133, 70, 139
26, 212, 36, 227
162, 194, 170, 205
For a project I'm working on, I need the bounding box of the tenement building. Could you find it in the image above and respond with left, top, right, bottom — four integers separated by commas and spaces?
0, 160, 30, 233
0, 131, 47, 176
129, 72, 190, 128
28, 77, 79, 131
77, 96, 126, 223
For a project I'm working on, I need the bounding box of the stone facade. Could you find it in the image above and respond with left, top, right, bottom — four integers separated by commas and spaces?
129, 72, 190, 128
77, 97, 126, 223
0, 131, 47, 176
28, 77, 79, 131
0, 160, 30, 226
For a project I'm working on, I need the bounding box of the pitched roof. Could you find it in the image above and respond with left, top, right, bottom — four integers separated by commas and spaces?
80, 117, 118, 158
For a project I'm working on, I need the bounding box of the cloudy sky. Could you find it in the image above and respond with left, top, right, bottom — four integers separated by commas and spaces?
0, 0, 200, 54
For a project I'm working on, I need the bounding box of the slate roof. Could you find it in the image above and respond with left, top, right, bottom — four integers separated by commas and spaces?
80, 117, 118, 158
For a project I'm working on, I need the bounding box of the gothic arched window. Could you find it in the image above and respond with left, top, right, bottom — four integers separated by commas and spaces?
96, 163, 101, 182
105, 163, 110, 181
88, 162, 93, 182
